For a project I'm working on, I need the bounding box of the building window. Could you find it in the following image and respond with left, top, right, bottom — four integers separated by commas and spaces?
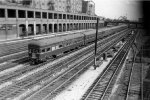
18, 10, 26, 18
8, 9, 16, 18
67, 15, 70, 19
54, 13, 57, 19
49, 13, 53, 19
74, 15, 76, 20
63, 14, 66, 19
35, 12, 41, 18
70, 15, 73, 19
0, 9, 5, 18
42, 49, 45, 52
79, 16, 81, 20
28, 11, 34, 18
77, 16, 79, 20
59, 14, 62, 19
42, 12, 47, 19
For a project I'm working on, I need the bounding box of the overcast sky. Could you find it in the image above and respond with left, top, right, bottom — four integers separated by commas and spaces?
92, 0, 142, 21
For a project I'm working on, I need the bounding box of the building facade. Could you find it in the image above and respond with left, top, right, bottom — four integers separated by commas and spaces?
0, 0, 95, 14
0, 0, 83, 13
82, 0, 95, 15
0, 0, 102, 41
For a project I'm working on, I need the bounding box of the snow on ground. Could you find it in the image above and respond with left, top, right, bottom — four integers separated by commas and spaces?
0, 61, 8, 67
0, 28, 112, 82
11, 85, 41, 100
53, 58, 112, 100
15, 39, 96, 81
0, 64, 26, 77
0, 51, 27, 61
0, 81, 12, 90
52, 43, 125, 100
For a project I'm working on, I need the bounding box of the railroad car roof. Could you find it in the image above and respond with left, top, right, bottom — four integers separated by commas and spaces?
30, 32, 84, 47
29, 25, 127, 47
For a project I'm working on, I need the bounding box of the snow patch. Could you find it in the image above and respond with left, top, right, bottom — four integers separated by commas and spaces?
0, 64, 26, 77
0, 61, 8, 67
0, 81, 12, 90
12, 85, 41, 100
53, 58, 112, 100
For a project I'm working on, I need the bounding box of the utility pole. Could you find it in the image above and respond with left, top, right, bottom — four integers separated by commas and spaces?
94, 18, 99, 70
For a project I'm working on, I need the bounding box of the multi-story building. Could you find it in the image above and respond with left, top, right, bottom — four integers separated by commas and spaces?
54, 0, 67, 12
82, 0, 95, 15
70, 0, 82, 13
0, 0, 82, 13
0, 0, 103, 41
1, 0, 95, 15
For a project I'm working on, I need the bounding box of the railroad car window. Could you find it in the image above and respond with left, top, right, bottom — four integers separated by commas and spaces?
47, 48, 50, 51
56, 45, 59, 49
0, 9, 5, 18
42, 49, 45, 52
52, 46, 55, 51
59, 45, 63, 48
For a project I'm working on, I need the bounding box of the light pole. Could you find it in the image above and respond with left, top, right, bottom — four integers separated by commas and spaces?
94, 18, 99, 69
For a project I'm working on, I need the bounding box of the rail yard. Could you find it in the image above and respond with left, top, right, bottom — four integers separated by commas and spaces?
0, 0, 147, 100
0, 25, 146, 100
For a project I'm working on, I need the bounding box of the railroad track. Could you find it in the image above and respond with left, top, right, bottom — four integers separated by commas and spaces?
0, 30, 130, 100
0, 33, 123, 100
0, 29, 128, 85
123, 51, 140, 100
112, 46, 141, 100
106, 30, 141, 100
0, 57, 29, 73
24, 34, 131, 100
0, 30, 116, 84
80, 34, 135, 100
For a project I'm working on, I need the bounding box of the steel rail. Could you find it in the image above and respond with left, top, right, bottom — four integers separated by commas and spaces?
27, 33, 130, 100
0, 30, 128, 100
82, 34, 135, 100
125, 49, 137, 100
82, 40, 130, 100
100, 32, 137, 100
0, 29, 127, 85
